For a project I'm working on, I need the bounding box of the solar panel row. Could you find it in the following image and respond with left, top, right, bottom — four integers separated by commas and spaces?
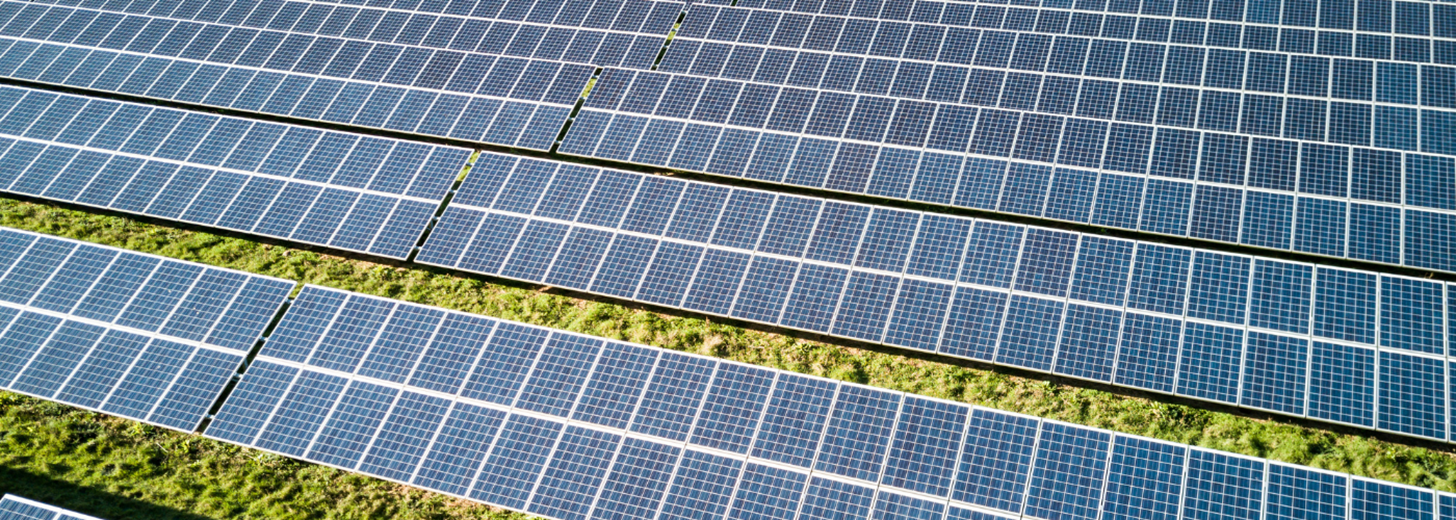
210, 284, 1446, 520
690, 0, 1456, 65
0, 227, 294, 432
561, 68, 1456, 272
420, 151, 1454, 440
655, 6, 1456, 158
0, 0, 620, 149
561, 99, 1449, 274
668, 4, 1456, 80
0, 495, 103, 520
39, 0, 684, 50
17, 0, 681, 74
0, 85, 472, 259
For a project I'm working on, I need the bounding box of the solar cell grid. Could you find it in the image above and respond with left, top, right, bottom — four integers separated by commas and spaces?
1353, 479, 1434, 520
592, 437, 678, 519
0, 85, 472, 259
1182, 449, 1264, 520
797, 477, 875, 520
1267, 464, 1348, 520
0, 226, 292, 433
1101, 436, 1184, 520
426, 151, 1456, 442
211, 280, 1456, 520
953, 408, 1037, 513
1307, 341, 1376, 427
1024, 422, 1110, 520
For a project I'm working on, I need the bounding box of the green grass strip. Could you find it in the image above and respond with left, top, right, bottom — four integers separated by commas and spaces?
1, 198, 1453, 519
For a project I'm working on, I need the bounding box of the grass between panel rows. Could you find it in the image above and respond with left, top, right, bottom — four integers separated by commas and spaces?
0, 198, 1453, 519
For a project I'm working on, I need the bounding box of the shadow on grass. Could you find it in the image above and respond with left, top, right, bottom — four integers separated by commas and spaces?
0, 466, 211, 520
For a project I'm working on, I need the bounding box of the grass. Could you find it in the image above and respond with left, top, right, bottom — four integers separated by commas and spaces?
1, 197, 1455, 519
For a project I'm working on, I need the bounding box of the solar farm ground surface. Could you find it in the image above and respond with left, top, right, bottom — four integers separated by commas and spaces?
1, 194, 1455, 520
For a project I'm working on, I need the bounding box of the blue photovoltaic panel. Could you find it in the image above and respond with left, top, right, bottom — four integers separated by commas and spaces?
1380, 351, 1446, 440
815, 384, 901, 482
1267, 464, 1348, 520
423, 151, 1456, 442
559, 0, 1456, 273
0, 0, 685, 149
1183, 449, 1264, 520
206, 280, 1454, 520
0, 226, 291, 433
1025, 422, 1110, 520
0, 495, 105, 520
1352, 479, 1434, 520
0, 85, 472, 259
954, 408, 1038, 513
1102, 436, 1185, 520
881, 396, 967, 497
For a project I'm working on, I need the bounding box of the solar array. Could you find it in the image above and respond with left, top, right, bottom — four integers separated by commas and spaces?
0, 495, 103, 520
211, 283, 1452, 520
557, 0, 1456, 272
0, 0, 683, 149
419, 151, 1454, 440
5, 0, 1455, 272
0, 227, 293, 433
0, 0, 1454, 514
0, 85, 473, 259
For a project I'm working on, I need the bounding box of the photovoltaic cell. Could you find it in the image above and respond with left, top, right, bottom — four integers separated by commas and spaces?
0, 226, 291, 433
0, 85, 472, 259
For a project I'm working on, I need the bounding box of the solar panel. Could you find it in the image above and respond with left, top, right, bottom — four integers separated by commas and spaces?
421, 150, 1454, 442
0, 495, 105, 520
210, 282, 1450, 520
0, 85, 472, 259
0, 0, 684, 150
0, 226, 293, 433
555, 1, 1456, 273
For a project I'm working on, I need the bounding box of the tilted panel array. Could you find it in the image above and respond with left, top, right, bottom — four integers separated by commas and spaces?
421, 151, 1455, 442
0, 0, 685, 149
0, 227, 294, 433
0, 85, 473, 259
560, 0, 1456, 272
210, 283, 1452, 520
0, 495, 104, 520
